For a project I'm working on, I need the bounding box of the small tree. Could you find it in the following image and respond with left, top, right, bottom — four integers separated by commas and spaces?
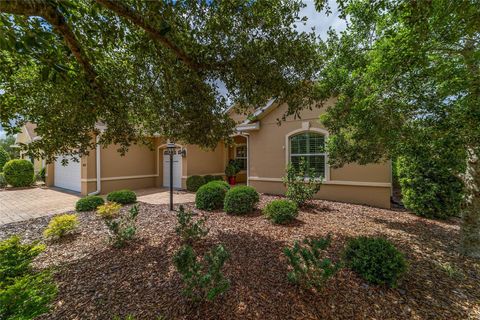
175, 206, 209, 245
283, 158, 322, 207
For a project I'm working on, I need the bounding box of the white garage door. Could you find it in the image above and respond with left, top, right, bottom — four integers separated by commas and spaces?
54, 155, 81, 192
163, 149, 182, 189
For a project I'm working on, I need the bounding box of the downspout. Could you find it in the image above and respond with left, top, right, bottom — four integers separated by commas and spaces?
88, 134, 101, 196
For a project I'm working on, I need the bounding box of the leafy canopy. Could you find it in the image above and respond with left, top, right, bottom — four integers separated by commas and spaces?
0, 0, 321, 161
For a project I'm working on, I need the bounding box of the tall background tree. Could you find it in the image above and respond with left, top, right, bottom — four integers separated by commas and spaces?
0, 0, 320, 160
315, 0, 480, 257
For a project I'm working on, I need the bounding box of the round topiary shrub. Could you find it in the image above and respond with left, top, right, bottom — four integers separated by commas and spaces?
195, 181, 229, 211
0, 146, 10, 172
106, 189, 137, 204
224, 186, 259, 215
75, 195, 105, 212
263, 199, 298, 224
186, 175, 206, 192
343, 237, 407, 288
3, 159, 34, 187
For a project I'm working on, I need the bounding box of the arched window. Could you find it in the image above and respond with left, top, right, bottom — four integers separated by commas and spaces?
289, 132, 326, 177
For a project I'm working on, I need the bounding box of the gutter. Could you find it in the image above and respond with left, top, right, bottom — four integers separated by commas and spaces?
88, 134, 102, 196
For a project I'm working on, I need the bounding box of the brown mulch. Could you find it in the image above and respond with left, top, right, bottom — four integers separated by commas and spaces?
1, 195, 479, 320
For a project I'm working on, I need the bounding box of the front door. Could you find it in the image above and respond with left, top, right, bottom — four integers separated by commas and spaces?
163, 149, 182, 189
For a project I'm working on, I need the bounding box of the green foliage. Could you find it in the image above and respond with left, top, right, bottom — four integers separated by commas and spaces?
175, 205, 209, 245
397, 148, 464, 219
43, 214, 78, 240
0, 236, 57, 320
106, 189, 137, 205
0, 146, 10, 171
263, 199, 298, 224
283, 159, 322, 207
343, 237, 407, 288
186, 175, 206, 192
283, 236, 340, 289
0, 136, 19, 160
0, 172, 6, 188
0, 1, 319, 163
224, 160, 241, 177
0, 236, 45, 283
37, 167, 46, 182
75, 195, 105, 212
104, 205, 139, 248
223, 186, 259, 215
195, 181, 229, 211
204, 175, 223, 183
173, 244, 230, 302
2, 159, 34, 187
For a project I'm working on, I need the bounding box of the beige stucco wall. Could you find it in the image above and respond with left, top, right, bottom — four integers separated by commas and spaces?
245, 99, 392, 208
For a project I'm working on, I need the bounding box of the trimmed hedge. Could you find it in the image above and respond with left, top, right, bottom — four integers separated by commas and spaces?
186, 175, 206, 192
196, 181, 229, 211
204, 175, 224, 183
75, 195, 105, 212
3, 159, 34, 187
106, 189, 137, 204
343, 237, 407, 288
263, 199, 298, 224
224, 186, 259, 215
0, 146, 10, 172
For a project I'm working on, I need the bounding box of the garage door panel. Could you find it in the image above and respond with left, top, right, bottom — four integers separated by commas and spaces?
54, 156, 81, 192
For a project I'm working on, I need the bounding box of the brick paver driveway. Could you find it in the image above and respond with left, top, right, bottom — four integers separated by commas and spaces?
0, 188, 80, 225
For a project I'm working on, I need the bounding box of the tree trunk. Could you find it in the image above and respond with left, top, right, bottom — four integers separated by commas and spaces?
460, 149, 480, 258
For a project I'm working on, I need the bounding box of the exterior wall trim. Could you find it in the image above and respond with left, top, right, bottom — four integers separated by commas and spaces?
181, 173, 224, 179
81, 174, 157, 182
285, 126, 330, 181
248, 176, 391, 188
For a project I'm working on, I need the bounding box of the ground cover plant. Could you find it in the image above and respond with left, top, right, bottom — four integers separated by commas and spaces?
43, 214, 78, 240
0, 236, 57, 320
97, 202, 122, 220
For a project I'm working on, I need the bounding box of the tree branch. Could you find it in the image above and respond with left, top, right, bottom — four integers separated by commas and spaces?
0, 0, 98, 87
94, 0, 201, 71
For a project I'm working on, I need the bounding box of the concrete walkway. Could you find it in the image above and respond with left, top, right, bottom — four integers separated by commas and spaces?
136, 188, 196, 205
0, 187, 80, 225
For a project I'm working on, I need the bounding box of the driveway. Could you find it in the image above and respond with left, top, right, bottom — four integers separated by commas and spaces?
0, 187, 196, 225
0, 187, 80, 225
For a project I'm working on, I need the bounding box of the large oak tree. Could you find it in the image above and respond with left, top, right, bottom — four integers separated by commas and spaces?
316, 0, 480, 257
0, 0, 321, 160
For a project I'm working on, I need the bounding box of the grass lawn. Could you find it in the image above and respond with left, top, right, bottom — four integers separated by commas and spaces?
0, 195, 479, 319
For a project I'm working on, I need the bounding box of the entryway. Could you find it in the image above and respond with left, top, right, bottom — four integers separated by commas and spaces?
163, 149, 182, 189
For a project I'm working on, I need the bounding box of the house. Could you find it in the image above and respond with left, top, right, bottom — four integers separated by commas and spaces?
31, 98, 390, 208
14, 123, 45, 173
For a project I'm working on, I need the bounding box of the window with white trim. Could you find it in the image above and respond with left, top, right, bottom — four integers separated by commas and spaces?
289, 132, 326, 177
235, 144, 247, 171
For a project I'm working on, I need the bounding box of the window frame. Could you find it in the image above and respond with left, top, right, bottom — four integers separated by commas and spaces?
234, 144, 248, 172
286, 128, 329, 181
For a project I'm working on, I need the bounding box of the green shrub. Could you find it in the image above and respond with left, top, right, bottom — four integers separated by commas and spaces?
0, 236, 57, 320
195, 181, 229, 211
173, 244, 230, 302
343, 237, 407, 288
3, 159, 34, 187
175, 205, 209, 245
283, 159, 322, 207
204, 175, 224, 183
37, 167, 46, 182
104, 205, 139, 247
283, 236, 340, 289
0, 173, 6, 188
263, 199, 298, 224
186, 175, 206, 192
97, 202, 122, 219
0, 146, 10, 172
223, 186, 259, 215
75, 195, 105, 212
397, 152, 464, 219
106, 189, 137, 204
43, 214, 78, 240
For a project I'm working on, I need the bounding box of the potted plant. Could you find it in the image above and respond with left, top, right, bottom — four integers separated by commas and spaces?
225, 160, 240, 185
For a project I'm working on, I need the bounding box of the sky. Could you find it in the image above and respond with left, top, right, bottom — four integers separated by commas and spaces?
0, 0, 346, 140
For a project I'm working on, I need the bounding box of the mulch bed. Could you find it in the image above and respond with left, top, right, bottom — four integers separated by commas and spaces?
1, 195, 479, 320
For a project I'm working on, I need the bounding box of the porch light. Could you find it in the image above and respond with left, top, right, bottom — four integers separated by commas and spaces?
166, 142, 176, 211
